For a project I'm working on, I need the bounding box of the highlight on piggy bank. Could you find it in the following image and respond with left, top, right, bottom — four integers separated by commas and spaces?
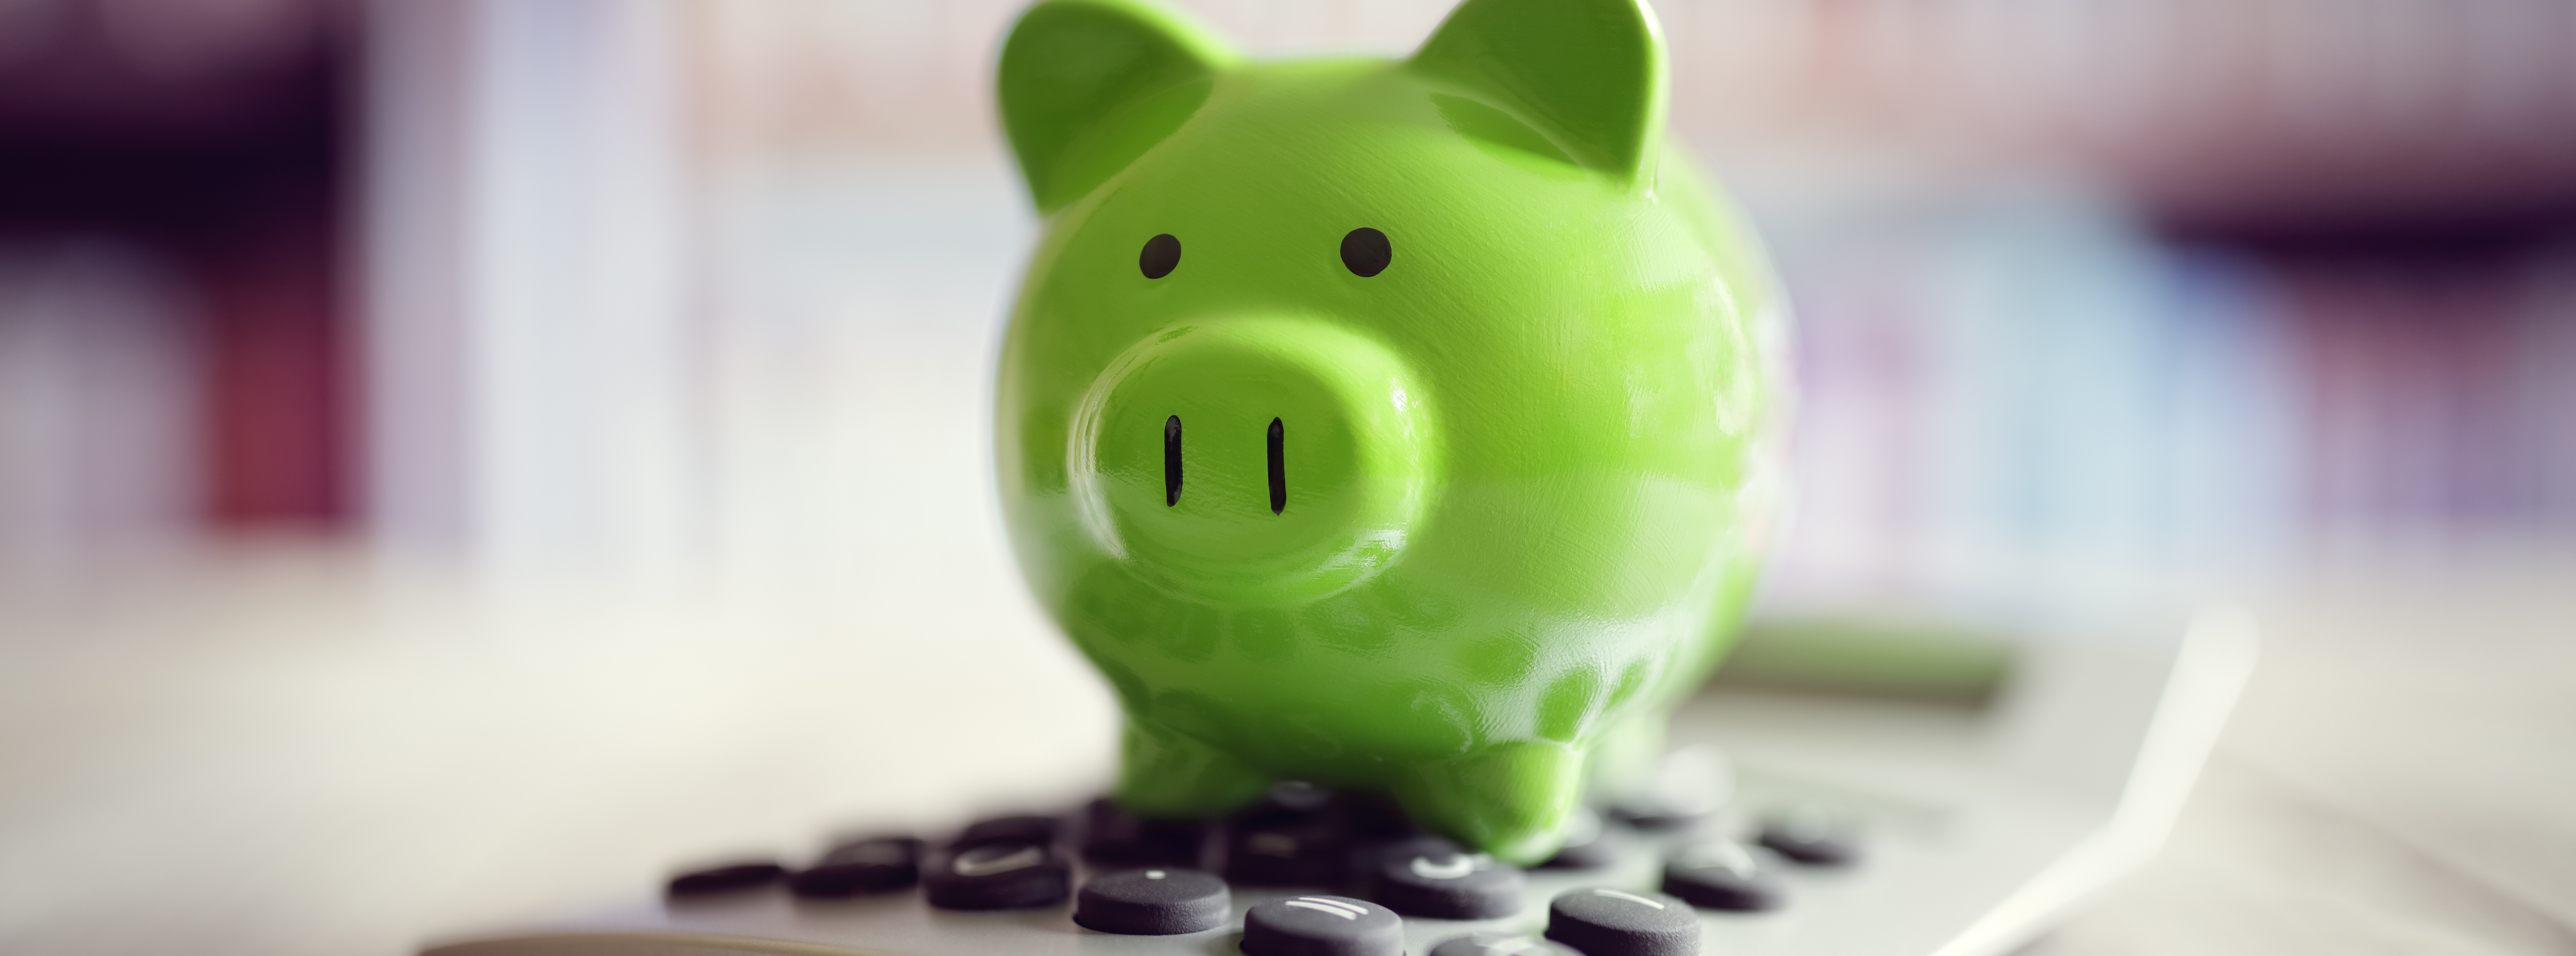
992, 0, 1788, 863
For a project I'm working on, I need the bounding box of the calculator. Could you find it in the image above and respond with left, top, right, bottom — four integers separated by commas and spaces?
421, 607, 2256, 956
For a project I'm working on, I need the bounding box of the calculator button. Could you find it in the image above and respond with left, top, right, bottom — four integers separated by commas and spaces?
1428, 933, 1584, 956
1226, 817, 1348, 886
1661, 841, 1784, 911
1083, 799, 1209, 867
1347, 833, 1461, 892
1260, 780, 1338, 815
1372, 847, 1523, 919
1337, 793, 1421, 839
1537, 809, 1627, 870
922, 842, 1070, 910
1241, 894, 1404, 956
1074, 867, 1230, 935
954, 814, 1061, 851
665, 862, 784, 897
1611, 748, 1731, 832
1544, 887, 1699, 956
790, 837, 921, 898
1757, 812, 1860, 866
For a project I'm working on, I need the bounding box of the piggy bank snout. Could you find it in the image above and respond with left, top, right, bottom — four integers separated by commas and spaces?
1070, 318, 1432, 603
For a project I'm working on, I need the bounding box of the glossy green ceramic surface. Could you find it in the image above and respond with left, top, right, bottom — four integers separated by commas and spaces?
993, 0, 1786, 863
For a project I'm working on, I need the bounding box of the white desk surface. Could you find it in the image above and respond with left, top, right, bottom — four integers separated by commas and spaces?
1, 548, 2570, 956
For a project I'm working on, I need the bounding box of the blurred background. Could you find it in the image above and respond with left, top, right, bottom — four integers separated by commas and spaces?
1, 0, 2570, 953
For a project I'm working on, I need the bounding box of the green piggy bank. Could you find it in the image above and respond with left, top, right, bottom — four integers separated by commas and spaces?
993, 0, 1786, 863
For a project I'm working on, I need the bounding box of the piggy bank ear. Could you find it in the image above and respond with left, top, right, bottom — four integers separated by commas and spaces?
999, 0, 1238, 214
1409, 0, 1666, 186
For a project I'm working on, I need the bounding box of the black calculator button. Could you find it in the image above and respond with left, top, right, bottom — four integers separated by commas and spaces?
922, 842, 1070, 910
1228, 784, 1353, 886
1073, 867, 1230, 935
1429, 933, 1584, 956
1347, 834, 1460, 892
1082, 799, 1209, 867
1609, 796, 1715, 833
1227, 819, 1347, 886
1338, 793, 1421, 838
1241, 894, 1404, 956
665, 862, 784, 897
790, 837, 922, 898
1610, 750, 1729, 833
820, 835, 924, 866
1757, 813, 1860, 866
1372, 848, 1524, 919
1537, 809, 1627, 870
1545, 887, 1699, 956
1661, 841, 1784, 911
954, 814, 1061, 851
1261, 781, 1337, 815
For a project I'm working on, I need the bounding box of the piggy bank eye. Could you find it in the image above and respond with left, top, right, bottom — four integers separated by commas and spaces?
1340, 227, 1391, 277
1140, 233, 1182, 279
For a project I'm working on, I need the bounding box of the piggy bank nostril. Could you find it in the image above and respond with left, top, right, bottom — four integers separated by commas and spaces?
1140, 233, 1182, 279
1267, 418, 1287, 514
1165, 415, 1184, 506
1340, 228, 1391, 277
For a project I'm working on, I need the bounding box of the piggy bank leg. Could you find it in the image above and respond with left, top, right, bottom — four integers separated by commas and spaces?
1393, 741, 1584, 865
1113, 717, 1269, 817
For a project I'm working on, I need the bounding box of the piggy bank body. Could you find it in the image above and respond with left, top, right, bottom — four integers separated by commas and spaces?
994, 0, 1785, 862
